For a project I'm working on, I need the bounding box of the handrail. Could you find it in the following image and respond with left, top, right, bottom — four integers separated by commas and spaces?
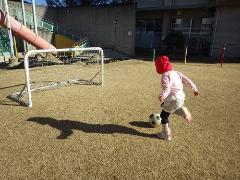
74, 37, 89, 46
0, 2, 89, 51
5, 2, 84, 42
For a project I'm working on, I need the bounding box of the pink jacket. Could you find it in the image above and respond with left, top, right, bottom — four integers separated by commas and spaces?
160, 70, 197, 100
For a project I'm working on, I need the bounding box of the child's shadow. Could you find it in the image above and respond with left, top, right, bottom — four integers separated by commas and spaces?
27, 117, 158, 139
129, 121, 153, 128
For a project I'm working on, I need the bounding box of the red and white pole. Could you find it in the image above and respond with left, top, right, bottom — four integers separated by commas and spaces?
220, 44, 226, 67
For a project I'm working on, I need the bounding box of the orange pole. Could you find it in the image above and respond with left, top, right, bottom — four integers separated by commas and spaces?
0, 8, 56, 50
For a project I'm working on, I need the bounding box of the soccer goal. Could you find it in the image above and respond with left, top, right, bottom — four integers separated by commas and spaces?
7, 47, 104, 107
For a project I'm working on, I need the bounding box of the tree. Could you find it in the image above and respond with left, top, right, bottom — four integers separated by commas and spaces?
46, 0, 81, 7
164, 31, 185, 51
46, 0, 133, 7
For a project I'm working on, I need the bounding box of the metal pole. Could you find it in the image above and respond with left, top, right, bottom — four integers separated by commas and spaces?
13, 36, 18, 59
31, 0, 38, 35
187, 18, 193, 47
3, 0, 15, 57
152, 48, 155, 62
210, 8, 219, 57
21, 0, 28, 52
24, 50, 32, 107
184, 46, 188, 64
133, 0, 136, 57
0, 33, 3, 57
100, 49, 104, 86
220, 44, 226, 68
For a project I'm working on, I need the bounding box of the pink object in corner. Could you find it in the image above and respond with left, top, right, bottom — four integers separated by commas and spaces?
0, 8, 56, 50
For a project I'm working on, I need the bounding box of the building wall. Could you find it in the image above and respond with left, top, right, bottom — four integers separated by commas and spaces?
54, 5, 135, 56
8, 2, 135, 56
7, 1, 240, 58
136, 10, 166, 48
136, 0, 163, 9
173, 0, 208, 7
209, 0, 240, 6
25, 29, 54, 51
136, 8, 213, 49
211, 6, 240, 58
136, 0, 208, 9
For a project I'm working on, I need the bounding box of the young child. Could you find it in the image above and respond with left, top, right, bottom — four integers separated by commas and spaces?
155, 56, 199, 141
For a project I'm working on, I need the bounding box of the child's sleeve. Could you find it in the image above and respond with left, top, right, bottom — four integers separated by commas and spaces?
160, 74, 171, 99
178, 72, 198, 91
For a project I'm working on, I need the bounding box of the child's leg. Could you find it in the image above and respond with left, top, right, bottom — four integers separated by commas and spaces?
160, 110, 170, 124
174, 106, 192, 122
157, 110, 171, 141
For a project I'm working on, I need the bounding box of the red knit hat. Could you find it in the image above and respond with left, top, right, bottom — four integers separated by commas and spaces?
155, 56, 173, 74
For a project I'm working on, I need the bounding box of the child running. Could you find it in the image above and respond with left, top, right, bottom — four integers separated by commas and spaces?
155, 56, 199, 141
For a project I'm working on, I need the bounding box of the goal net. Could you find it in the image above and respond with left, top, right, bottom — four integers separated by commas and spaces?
7, 47, 104, 107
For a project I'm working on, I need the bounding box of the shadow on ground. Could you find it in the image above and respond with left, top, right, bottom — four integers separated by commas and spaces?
0, 99, 21, 106
27, 117, 158, 139
129, 121, 153, 128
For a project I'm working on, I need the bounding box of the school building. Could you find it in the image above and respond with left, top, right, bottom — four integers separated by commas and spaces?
135, 0, 240, 59
1, 0, 240, 60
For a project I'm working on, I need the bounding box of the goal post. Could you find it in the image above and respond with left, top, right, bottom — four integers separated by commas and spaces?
8, 47, 104, 107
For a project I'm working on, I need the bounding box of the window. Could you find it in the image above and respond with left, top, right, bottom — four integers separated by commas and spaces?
136, 19, 162, 32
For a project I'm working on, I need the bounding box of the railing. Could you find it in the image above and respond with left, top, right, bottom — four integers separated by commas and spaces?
73, 37, 89, 48
5, 3, 54, 31
54, 25, 82, 42
0, 29, 11, 57
171, 28, 212, 36
136, 0, 209, 9
136, 0, 163, 9
4, 2, 86, 43
208, 0, 240, 6
0, 2, 90, 55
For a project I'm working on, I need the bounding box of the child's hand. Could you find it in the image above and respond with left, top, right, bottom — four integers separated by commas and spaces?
194, 91, 199, 96
159, 95, 164, 102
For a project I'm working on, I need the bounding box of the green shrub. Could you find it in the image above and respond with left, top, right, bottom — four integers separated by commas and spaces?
164, 31, 185, 51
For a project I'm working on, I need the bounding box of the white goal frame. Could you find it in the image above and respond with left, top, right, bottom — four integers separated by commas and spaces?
9, 47, 104, 107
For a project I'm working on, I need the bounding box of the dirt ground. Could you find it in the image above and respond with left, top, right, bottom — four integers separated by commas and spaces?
0, 59, 240, 179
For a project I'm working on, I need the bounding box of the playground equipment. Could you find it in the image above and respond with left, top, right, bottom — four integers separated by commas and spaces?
7, 47, 104, 107
0, 8, 56, 50
0, 2, 89, 58
0, 28, 10, 60
6, 2, 87, 44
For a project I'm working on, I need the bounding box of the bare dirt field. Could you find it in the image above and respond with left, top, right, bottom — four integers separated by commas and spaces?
0, 59, 240, 179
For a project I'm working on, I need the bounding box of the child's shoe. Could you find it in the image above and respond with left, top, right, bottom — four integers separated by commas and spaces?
157, 123, 171, 141
174, 106, 192, 122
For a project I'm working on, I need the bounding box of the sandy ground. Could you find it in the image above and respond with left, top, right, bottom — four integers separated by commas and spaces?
0, 59, 240, 179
